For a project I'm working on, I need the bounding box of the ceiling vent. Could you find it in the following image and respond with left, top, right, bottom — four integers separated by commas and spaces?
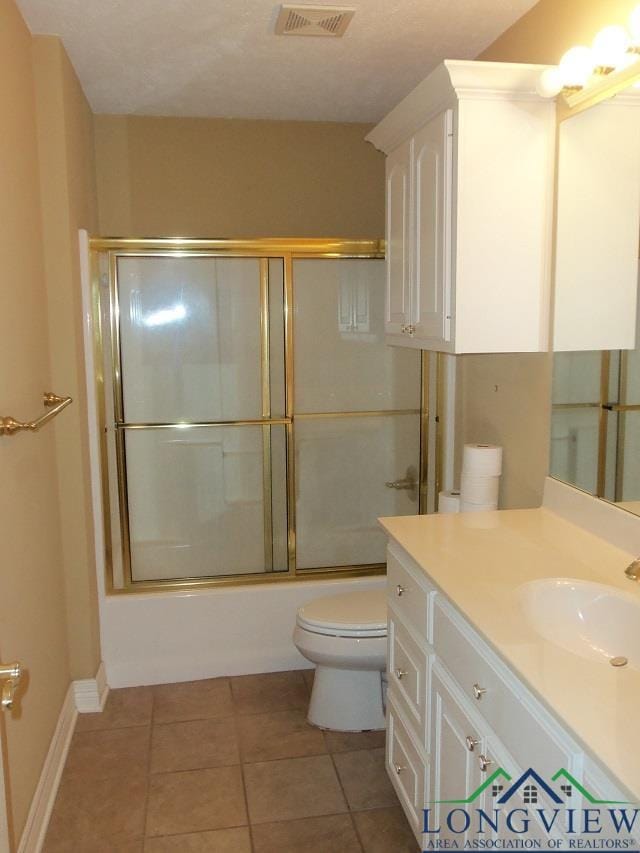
275, 4, 356, 37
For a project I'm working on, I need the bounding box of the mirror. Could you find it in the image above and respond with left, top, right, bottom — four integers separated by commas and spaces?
550, 87, 640, 514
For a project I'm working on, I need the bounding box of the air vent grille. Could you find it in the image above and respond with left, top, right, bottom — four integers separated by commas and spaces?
275, 4, 356, 37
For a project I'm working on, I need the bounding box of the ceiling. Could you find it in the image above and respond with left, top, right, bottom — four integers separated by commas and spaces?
16, 0, 539, 122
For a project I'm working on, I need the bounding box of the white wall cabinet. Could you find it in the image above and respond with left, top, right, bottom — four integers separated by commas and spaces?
368, 61, 555, 354
384, 540, 635, 848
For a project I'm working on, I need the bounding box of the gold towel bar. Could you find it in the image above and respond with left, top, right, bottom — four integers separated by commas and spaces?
0, 393, 72, 437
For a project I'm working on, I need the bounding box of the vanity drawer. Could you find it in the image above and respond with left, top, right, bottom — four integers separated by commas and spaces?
388, 608, 429, 744
434, 597, 580, 777
387, 695, 428, 833
387, 545, 435, 642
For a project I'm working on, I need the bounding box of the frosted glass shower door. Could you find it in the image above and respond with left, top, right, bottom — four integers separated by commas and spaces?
115, 256, 287, 581
293, 258, 421, 569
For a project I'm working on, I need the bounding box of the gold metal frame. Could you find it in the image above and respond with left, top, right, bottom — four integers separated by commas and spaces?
551, 349, 640, 505
90, 237, 429, 594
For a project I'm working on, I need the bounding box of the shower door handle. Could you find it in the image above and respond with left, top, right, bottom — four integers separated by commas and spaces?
385, 466, 418, 502
385, 478, 415, 490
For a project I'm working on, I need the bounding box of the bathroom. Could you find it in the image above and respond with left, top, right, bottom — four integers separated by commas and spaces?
1, 0, 640, 851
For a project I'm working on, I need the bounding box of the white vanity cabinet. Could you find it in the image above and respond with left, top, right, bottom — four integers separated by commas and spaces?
384, 540, 633, 848
368, 61, 555, 354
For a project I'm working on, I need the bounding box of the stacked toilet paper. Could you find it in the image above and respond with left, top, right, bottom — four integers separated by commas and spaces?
460, 444, 502, 513
438, 490, 461, 513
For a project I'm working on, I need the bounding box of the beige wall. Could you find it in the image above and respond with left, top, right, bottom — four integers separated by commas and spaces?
94, 115, 384, 237
32, 37, 101, 681
0, 3, 99, 843
0, 3, 70, 844
459, 0, 638, 509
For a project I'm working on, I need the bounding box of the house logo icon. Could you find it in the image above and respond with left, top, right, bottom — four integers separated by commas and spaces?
434, 766, 630, 807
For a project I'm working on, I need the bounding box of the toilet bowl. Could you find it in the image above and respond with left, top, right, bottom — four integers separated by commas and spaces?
293, 589, 387, 732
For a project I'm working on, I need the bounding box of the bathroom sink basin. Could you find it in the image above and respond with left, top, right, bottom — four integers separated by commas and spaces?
520, 578, 640, 670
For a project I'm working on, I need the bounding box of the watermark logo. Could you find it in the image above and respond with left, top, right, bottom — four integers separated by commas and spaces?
422, 767, 638, 850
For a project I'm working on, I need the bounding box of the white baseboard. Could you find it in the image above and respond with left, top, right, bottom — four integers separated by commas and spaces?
17, 686, 77, 853
73, 661, 109, 713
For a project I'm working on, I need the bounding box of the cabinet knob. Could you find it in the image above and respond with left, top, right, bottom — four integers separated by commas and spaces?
465, 735, 480, 752
394, 763, 405, 775
396, 584, 406, 597
395, 668, 407, 681
400, 325, 407, 334
472, 683, 487, 701
478, 754, 493, 773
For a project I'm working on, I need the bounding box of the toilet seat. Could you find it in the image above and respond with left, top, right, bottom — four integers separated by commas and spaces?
296, 589, 387, 638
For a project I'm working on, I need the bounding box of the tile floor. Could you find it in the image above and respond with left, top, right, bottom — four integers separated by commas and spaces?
44, 669, 420, 852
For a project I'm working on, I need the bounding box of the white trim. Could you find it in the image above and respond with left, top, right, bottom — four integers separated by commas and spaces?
73, 662, 109, 714
17, 686, 77, 853
366, 60, 553, 154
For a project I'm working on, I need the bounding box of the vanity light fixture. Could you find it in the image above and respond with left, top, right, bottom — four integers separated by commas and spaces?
537, 5, 640, 106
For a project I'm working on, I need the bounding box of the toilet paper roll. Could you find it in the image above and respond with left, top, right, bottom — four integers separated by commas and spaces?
460, 500, 498, 513
438, 490, 460, 514
460, 473, 500, 506
462, 443, 503, 476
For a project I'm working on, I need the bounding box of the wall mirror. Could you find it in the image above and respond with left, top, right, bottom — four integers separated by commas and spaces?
550, 83, 640, 514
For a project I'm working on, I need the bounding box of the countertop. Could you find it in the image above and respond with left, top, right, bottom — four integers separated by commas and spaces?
379, 507, 640, 799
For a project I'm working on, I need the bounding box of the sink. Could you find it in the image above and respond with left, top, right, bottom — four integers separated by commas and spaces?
520, 578, 640, 670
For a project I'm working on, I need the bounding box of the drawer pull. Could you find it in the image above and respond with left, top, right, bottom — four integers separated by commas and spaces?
472, 683, 487, 701
465, 736, 480, 752
394, 763, 405, 775
396, 584, 406, 597
395, 668, 408, 681
478, 754, 493, 773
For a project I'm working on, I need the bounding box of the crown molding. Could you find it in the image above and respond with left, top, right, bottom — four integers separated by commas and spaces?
366, 60, 553, 154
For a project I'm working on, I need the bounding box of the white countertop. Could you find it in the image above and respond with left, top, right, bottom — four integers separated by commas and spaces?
379, 506, 640, 799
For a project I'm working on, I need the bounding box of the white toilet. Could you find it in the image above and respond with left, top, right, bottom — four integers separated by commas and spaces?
293, 589, 387, 732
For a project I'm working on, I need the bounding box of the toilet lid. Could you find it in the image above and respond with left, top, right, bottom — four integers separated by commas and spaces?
296, 589, 387, 638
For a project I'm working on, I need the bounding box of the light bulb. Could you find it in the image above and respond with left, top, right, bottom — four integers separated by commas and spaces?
592, 25, 630, 71
558, 45, 594, 89
536, 67, 563, 98
630, 5, 640, 46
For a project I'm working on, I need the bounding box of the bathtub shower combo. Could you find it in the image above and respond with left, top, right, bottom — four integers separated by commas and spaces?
92, 239, 434, 593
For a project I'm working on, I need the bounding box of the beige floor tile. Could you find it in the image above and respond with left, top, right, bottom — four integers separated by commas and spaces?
252, 814, 361, 853
244, 754, 347, 824
146, 766, 247, 837
151, 717, 240, 773
144, 827, 251, 852
238, 708, 326, 763
301, 668, 314, 693
323, 729, 386, 754
75, 687, 154, 732
43, 774, 147, 852
153, 678, 233, 724
230, 671, 308, 715
333, 748, 398, 810
44, 840, 143, 853
353, 806, 421, 853
63, 726, 150, 781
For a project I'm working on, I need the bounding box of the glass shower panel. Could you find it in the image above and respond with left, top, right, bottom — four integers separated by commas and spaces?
618, 411, 640, 503
551, 351, 602, 493
293, 259, 420, 413
117, 256, 285, 423
125, 425, 288, 581
295, 414, 420, 569
550, 408, 600, 494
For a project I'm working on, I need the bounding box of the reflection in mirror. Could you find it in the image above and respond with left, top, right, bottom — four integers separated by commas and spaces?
551, 87, 640, 515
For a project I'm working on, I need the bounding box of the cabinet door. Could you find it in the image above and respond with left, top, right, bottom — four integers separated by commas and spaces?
412, 110, 453, 346
428, 666, 486, 845
385, 139, 412, 336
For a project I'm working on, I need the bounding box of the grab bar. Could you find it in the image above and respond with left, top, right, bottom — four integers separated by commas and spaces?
1, 393, 72, 437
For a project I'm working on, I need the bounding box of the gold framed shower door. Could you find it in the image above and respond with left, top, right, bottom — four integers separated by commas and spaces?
90, 237, 431, 594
